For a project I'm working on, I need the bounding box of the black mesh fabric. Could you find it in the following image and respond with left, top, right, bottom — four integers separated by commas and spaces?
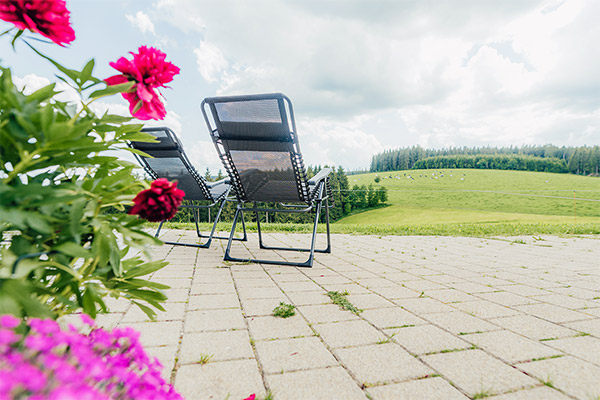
205, 94, 310, 203
144, 157, 208, 201
131, 128, 212, 201
229, 150, 300, 202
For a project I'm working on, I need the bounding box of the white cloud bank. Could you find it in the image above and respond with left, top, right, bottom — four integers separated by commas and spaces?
151, 0, 600, 169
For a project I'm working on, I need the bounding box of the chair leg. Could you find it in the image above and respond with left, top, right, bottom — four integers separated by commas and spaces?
159, 201, 226, 249
323, 197, 332, 253
223, 206, 242, 262
256, 203, 267, 249
223, 199, 329, 268
155, 220, 165, 238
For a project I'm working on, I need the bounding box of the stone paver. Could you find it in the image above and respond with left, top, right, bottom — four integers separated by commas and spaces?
174, 359, 265, 400
255, 337, 338, 373
313, 319, 387, 348
367, 376, 469, 400
116, 232, 599, 399
488, 386, 571, 399
517, 356, 600, 399
422, 349, 538, 397
465, 330, 562, 363
333, 343, 432, 384
179, 330, 254, 364
387, 324, 471, 354
248, 315, 313, 340
184, 308, 245, 332
265, 367, 365, 400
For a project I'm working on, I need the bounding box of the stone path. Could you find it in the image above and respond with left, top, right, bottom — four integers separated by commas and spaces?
98, 231, 600, 399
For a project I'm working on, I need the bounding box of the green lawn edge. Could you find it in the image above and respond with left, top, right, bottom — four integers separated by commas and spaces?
151, 221, 600, 237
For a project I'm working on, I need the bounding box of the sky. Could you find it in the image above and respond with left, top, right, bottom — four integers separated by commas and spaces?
1, 0, 599, 172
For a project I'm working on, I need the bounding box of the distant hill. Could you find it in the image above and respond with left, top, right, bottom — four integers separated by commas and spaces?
370, 145, 600, 176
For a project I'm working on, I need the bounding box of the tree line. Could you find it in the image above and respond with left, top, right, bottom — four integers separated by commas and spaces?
413, 154, 569, 173
169, 166, 388, 224
370, 145, 600, 176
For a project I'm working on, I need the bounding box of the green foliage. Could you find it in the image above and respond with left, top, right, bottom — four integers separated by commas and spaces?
327, 291, 362, 315
272, 302, 296, 318
0, 50, 169, 319
413, 154, 569, 173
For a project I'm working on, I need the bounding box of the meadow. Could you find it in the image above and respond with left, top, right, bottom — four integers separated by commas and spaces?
339, 169, 600, 226
163, 169, 600, 236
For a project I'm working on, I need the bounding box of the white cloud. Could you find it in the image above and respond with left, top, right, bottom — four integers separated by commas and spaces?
194, 40, 228, 83
126, 11, 156, 35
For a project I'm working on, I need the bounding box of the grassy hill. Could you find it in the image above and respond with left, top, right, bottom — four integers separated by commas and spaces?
338, 169, 600, 227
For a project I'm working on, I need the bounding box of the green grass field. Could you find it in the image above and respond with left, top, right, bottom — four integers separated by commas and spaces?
339, 169, 600, 227
162, 169, 600, 236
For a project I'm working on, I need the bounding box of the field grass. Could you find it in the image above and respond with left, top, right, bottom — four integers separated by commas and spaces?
159, 169, 600, 236
340, 169, 600, 227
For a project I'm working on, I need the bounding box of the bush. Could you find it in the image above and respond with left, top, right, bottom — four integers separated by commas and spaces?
0, 1, 181, 319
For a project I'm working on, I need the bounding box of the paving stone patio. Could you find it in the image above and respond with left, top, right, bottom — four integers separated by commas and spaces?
99, 231, 600, 399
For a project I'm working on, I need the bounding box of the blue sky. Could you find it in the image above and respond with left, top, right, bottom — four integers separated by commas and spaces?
2, 0, 599, 172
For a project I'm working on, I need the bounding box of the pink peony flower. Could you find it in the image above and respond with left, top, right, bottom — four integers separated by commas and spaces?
106, 46, 180, 120
243, 395, 256, 400
128, 178, 185, 222
0, 0, 75, 46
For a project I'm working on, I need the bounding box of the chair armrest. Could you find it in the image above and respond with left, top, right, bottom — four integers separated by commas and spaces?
206, 177, 231, 188
308, 167, 332, 185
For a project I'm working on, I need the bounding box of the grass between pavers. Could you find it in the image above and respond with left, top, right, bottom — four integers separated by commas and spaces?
150, 220, 600, 237
327, 291, 362, 315
272, 302, 296, 318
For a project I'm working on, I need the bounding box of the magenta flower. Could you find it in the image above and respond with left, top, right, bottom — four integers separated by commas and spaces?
128, 178, 185, 222
0, 314, 19, 329
0, 315, 183, 399
106, 46, 180, 120
0, 0, 75, 46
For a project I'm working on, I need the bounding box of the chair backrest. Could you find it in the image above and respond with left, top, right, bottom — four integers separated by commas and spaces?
201, 93, 310, 203
130, 127, 212, 201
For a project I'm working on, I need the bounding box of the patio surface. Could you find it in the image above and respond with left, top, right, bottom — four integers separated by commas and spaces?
99, 231, 599, 399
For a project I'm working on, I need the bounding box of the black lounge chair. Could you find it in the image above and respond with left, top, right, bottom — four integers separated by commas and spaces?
201, 93, 331, 267
129, 126, 247, 248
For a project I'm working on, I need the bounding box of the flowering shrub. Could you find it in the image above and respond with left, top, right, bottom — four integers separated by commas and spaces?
0, 1, 180, 319
106, 46, 180, 120
129, 178, 185, 222
0, 314, 183, 399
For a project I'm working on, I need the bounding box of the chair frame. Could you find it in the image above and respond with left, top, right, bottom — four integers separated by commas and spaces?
201, 93, 331, 267
131, 127, 247, 248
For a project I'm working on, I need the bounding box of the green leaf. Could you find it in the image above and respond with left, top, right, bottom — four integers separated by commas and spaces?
100, 113, 132, 124
131, 100, 143, 114
11, 29, 24, 48
82, 287, 97, 318
89, 82, 134, 99
132, 301, 156, 320
26, 83, 57, 103
24, 213, 52, 234
1, 279, 54, 318
80, 59, 95, 84
54, 242, 91, 258
123, 259, 168, 279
